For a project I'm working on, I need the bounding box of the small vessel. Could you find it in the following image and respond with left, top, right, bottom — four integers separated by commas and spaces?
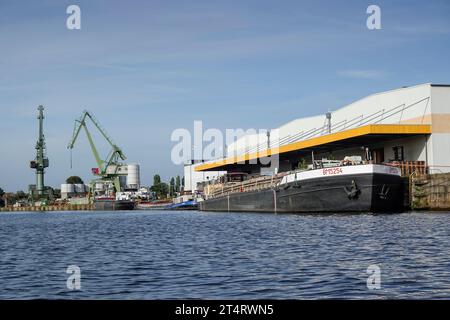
136, 200, 172, 210
93, 195, 135, 211
199, 159, 404, 214
165, 200, 198, 210
164, 193, 201, 210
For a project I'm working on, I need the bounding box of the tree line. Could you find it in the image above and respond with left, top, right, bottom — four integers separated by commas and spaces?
150, 174, 183, 199
0, 187, 61, 207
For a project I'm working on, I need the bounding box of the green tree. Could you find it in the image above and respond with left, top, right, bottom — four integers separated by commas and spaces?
16, 190, 26, 200
66, 176, 84, 184
151, 174, 170, 198
151, 182, 169, 198
153, 174, 161, 186
169, 177, 175, 197
175, 175, 181, 192
159, 183, 169, 198
0, 187, 5, 207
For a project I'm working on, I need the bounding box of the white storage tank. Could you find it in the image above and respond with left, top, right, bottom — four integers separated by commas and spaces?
74, 184, 85, 193
61, 183, 75, 194
61, 183, 75, 199
127, 163, 140, 189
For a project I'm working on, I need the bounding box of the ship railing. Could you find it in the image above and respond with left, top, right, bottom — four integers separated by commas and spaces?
207, 174, 286, 199
385, 161, 429, 176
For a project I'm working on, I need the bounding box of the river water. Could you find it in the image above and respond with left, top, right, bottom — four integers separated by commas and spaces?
0, 210, 449, 299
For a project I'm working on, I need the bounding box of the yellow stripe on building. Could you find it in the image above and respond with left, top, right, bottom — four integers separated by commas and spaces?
195, 124, 431, 171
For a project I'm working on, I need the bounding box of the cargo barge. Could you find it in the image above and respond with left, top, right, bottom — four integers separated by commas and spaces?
199, 163, 403, 213
135, 200, 172, 210
93, 197, 135, 211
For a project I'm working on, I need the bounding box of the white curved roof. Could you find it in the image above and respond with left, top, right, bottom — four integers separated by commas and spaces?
227, 83, 440, 156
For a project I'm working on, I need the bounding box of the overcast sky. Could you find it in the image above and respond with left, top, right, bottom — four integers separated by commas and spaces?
1, 0, 450, 191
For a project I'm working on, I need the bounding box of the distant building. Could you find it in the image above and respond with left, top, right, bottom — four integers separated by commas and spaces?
60, 183, 88, 199
184, 160, 226, 192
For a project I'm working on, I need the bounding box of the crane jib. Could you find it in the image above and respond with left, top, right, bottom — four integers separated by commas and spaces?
67, 110, 128, 194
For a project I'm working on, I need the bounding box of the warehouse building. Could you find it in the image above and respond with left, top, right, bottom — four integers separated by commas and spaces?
195, 83, 450, 175
183, 160, 226, 192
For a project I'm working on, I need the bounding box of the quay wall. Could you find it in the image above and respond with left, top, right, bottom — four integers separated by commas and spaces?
411, 173, 450, 210
2, 173, 450, 212
0, 204, 94, 212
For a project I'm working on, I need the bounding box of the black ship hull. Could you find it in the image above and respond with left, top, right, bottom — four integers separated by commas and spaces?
199, 171, 403, 213
93, 199, 135, 211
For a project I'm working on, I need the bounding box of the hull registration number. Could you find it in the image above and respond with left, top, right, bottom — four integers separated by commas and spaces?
323, 167, 343, 175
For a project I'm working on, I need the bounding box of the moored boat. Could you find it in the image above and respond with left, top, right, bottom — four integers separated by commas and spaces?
199, 163, 403, 213
165, 200, 198, 210
93, 197, 135, 211
135, 200, 172, 210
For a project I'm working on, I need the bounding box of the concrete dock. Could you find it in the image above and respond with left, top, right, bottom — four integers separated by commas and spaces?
411, 173, 450, 211
2, 172, 450, 213
0, 204, 94, 212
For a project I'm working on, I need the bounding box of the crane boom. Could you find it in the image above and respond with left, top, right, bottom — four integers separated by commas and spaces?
68, 110, 127, 176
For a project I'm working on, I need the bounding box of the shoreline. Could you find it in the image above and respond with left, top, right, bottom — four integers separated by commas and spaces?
0, 204, 94, 212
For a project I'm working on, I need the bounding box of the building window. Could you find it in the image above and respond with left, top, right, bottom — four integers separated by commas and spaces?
393, 146, 404, 161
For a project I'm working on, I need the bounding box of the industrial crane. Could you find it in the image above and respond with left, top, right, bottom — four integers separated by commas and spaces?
68, 110, 128, 195
30, 105, 49, 198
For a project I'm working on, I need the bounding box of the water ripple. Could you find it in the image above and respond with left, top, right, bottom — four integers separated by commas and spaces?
1, 211, 450, 299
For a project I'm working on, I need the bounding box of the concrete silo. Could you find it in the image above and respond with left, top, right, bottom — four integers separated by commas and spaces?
126, 164, 140, 190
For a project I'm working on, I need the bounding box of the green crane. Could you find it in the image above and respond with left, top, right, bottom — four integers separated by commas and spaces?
30, 105, 49, 198
68, 110, 127, 194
